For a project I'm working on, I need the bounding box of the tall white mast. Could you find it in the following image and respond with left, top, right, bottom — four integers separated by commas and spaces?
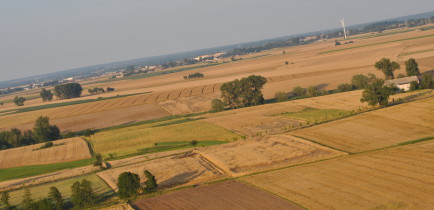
340, 19, 347, 40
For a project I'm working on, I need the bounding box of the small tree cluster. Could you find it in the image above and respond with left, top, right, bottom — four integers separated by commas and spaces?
106, 87, 115, 92
221, 75, 267, 109
88, 87, 105, 95
54, 83, 83, 99
274, 92, 288, 102
14, 96, 26, 106
33, 116, 60, 143
117, 170, 158, 199
21, 187, 63, 210
40, 88, 54, 102
183, 72, 204, 80
360, 78, 394, 107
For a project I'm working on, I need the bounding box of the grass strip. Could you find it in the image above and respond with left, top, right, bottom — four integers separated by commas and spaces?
0, 158, 94, 182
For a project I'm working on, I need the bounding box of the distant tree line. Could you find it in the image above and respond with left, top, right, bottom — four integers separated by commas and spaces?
183, 72, 204, 80
0, 116, 60, 150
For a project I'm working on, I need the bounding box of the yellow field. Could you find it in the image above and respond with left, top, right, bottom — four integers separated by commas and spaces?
90, 119, 240, 158
8, 174, 114, 208
97, 154, 222, 191
291, 96, 434, 153
242, 140, 434, 209
197, 135, 345, 176
0, 137, 91, 169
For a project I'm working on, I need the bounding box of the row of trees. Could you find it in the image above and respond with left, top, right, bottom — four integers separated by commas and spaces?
0, 116, 60, 150
88, 87, 105, 95
374, 58, 420, 80
0, 179, 95, 209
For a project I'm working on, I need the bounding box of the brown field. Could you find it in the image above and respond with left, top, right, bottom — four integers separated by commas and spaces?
131, 180, 301, 210
290, 96, 434, 153
242, 140, 434, 209
0, 137, 91, 169
97, 153, 224, 191
197, 134, 345, 176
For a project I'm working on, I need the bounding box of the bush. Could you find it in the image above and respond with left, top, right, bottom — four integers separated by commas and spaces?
40, 142, 54, 149
190, 140, 198, 147
144, 170, 158, 193
292, 86, 306, 97
409, 81, 419, 91
184, 72, 204, 79
351, 74, 370, 89
306, 86, 319, 97
337, 83, 354, 92
274, 92, 288, 102
211, 99, 226, 112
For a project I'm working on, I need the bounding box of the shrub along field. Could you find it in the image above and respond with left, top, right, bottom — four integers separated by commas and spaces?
7, 174, 115, 208
242, 140, 434, 209
90, 118, 240, 158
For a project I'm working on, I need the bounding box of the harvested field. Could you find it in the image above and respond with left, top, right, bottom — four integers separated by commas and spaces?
201, 90, 366, 136
8, 174, 114, 208
242, 140, 434, 209
197, 135, 345, 176
157, 93, 219, 115
97, 154, 223, 191
0, 137, 91, 169
291, 97, 434, 153
131, 181, 301, 210
91, 119, 239, 158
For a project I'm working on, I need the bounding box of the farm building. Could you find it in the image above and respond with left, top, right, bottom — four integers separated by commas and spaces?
384, 76, 419, 91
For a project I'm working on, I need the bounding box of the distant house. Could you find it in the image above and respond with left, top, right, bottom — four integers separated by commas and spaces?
384, 76, 419, 91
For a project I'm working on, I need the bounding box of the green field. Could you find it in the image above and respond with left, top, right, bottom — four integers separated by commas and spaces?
90, 118, 240, 158
7, 173, 115, 208
281, 107, 349, 123
0, 159, 94, 182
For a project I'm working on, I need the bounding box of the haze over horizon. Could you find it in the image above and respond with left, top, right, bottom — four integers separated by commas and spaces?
1, 0, 434, 82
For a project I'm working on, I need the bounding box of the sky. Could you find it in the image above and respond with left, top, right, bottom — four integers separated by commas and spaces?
1, 0, 434, 82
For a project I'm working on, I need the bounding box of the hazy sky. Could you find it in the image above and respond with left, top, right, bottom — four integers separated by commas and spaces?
1, 1, 434, 81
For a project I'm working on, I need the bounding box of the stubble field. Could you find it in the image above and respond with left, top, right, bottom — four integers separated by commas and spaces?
242, 140, 434, 209
0, 137, 91, 169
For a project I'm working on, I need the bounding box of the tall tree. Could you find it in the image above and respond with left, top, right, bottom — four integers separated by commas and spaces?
117, 172, 141, 199
405, 58, 420, 76
71, 179, 95, 208
374, 58, 400, 79
40, 88, 54, 102
420, 72, 433, 89
360, 78, 393, 107
144, 170, 158, 193
22, 188, 34, 209
1, 191, 11, 209
33, 116, 60, 143
49, 186, 63, 210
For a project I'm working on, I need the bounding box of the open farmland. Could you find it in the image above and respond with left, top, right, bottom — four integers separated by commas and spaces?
0, 137, 91, 169
197, 135, 345, 176
97, 154, 223, 191
7, 174, 115, 208
131, 181, 301, 210
290, 96, 434, 153
90, 119, 240, 158
242, 140, 434, 209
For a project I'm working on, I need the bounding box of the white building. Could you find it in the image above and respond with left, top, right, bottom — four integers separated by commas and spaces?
384, 76, 419, 91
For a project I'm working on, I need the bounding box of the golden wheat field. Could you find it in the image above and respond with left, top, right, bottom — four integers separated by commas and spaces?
196, 135, 345, 176
0, 137, 91, 169
97, 154, 223, 191
290, 96, 434, 153
90, 119, 240, 158
242, 140, 434, 209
